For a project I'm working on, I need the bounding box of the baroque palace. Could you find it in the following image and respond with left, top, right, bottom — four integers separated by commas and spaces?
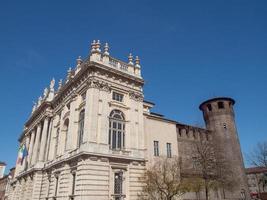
9, 40, 248, 200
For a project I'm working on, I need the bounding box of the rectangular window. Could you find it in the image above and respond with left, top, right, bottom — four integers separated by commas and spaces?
218, 102, 224, 109
112, 92, 123, 102
71, 172, 76, 195
153, 141, 159, 156
167, 143, 172, 158
114, 172, 123, 194
55, 175, 59, 196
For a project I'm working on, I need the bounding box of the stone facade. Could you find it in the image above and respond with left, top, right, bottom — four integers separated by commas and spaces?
0, 168, 14, 200
246, 167, 267, 199
8, 40, 249, 200
0, 162, 6, 179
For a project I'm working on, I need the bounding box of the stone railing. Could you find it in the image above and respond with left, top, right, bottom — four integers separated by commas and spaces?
89, 52, 141, 78
108, 57, 128, 71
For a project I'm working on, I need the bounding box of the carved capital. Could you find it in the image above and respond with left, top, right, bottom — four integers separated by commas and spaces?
99, 82, 111, 92
87, 78, 101, 89
129, 91, 144, 102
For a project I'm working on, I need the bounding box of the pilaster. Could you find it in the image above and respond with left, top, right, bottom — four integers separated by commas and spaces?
68, 95, 80, 150
22, 136, 30, 170
31, 123, 42, 165
38, 117, 50, 162
28, 130, 36, 165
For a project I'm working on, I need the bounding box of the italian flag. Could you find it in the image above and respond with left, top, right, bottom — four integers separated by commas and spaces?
17, 144, 28, 165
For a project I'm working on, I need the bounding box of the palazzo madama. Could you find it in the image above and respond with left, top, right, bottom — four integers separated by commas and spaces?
8, 40, 249, 200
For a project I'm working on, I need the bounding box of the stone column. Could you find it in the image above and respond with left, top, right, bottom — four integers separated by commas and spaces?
31, 123, 42, 165
44, 118, 53, 161
38, 118, 50, 162
22, 136, 30, 170
28, 130, 36, 165
68, 96, 79, 149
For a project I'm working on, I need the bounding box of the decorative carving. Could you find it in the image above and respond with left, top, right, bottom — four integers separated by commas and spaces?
32, 102, 37, 113
129, 91, 144, 102
90, 40, 96, 53
37, 96, 42, 106
100, 82, 111, 92
135, 56, 141, 68
103, 43, 109, 56
67, 67, 72, 82
89, 79, 100, 88
95, 40, 101, 53
128, 53, 133, 65
76, 56, 82, 66
50, 78, 55, 91
43, 88, 48, 98
58, 79, 62, 91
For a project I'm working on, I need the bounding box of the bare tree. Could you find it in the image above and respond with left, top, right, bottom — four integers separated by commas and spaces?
249, 141, 267, 167
184, 177, 204, 200
248, 141, 267, 197
187, 140, 236, 200
138, 157, 190, 200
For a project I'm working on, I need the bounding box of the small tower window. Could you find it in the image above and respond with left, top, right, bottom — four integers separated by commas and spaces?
218, 102, 224, 109
223, 123, 227, 130
207, 104, 212, 111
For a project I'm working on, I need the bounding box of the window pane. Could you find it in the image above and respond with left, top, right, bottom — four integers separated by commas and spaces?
112, 131, 116, 149
78, 110, 85, 147
72, 173, 76, 195
118, 132, 121, 148
109, 110, 125, 150
123, 133, 125, 148
108, 130, 111, 145
154, 141, 159, 156
112, 92, 123, 102
167, 143, 172, 158
114, 172, 123, 194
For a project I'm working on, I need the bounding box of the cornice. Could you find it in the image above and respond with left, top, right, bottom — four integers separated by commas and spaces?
25, 102, 52, 127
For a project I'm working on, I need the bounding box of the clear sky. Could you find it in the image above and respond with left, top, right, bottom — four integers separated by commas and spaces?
0, 0, 266, 171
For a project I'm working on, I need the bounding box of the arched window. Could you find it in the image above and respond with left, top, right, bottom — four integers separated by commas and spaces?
109, 110, 125, 150
78, 110, 85, 147
63, 119, 69, 151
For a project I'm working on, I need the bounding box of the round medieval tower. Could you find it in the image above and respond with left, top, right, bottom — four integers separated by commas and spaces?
199, 97, 249, 199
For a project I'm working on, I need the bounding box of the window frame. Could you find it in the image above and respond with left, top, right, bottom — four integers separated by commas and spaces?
218, 101, 225, 109
153, 141, 159, 156
63, 118, 69, 151
78, 109, 85, 147
166, 143, 172, 158
112, 92, 124, 102
109, 110, 125, 150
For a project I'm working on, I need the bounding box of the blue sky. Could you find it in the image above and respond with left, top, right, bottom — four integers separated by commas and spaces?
0, 0, 266, 171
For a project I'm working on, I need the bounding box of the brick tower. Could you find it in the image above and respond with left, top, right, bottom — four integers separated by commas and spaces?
199, 97, 249, 199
